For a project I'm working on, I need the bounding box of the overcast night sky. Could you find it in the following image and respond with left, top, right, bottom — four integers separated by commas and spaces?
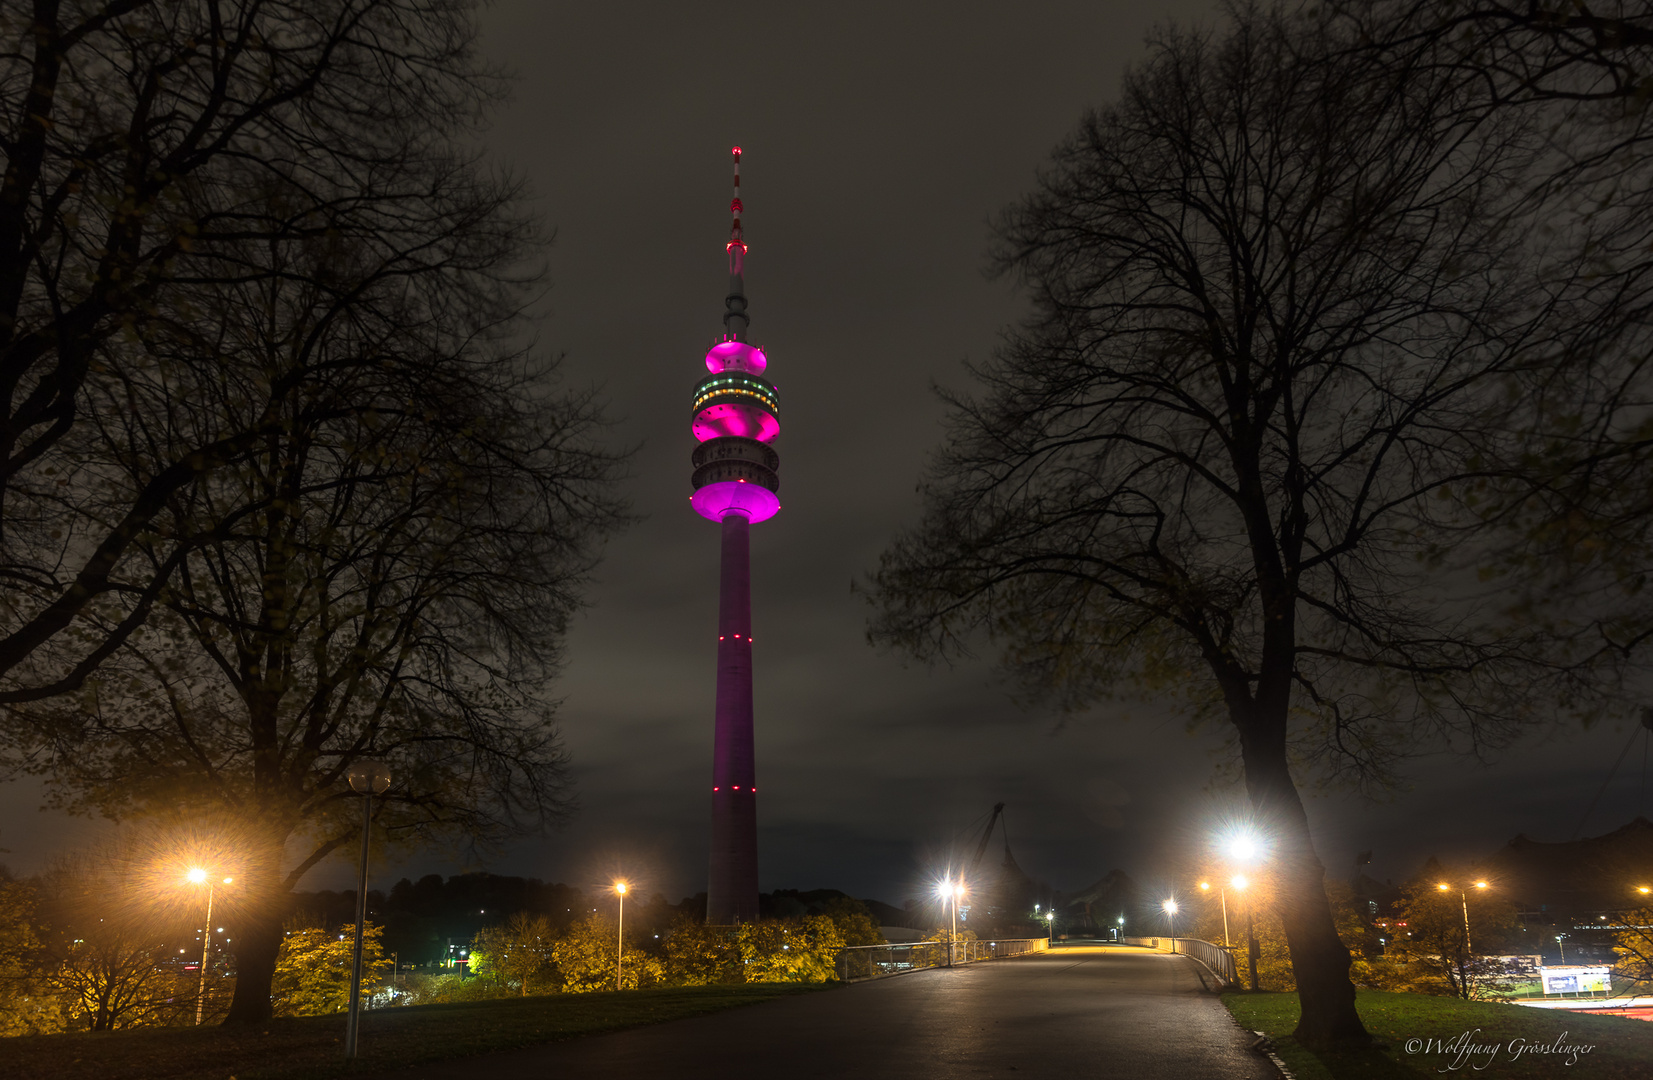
3, 0, 1649, 910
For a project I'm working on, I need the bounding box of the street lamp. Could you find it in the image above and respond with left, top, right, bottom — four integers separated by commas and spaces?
614, 882, 629, 991
1219, 827, 1267, 990
1224, 829, 1265, 864
186, 869, 233, 1025
1162, 899, 1179, 953
344, 759, 391, 1061
1555, 933, 1568, 964
936, 880, 965, 966
1436, 880, 1488, 954
1200, 880, 1231, 946
1116, 915, 1124, 942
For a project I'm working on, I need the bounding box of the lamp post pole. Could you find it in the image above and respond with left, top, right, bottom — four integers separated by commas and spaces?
344, 761, 391, 1061
186, 869, 231, 1025
615, 882, 628, 991
197, 881, 214, 1026
1200, 882, 1231, 947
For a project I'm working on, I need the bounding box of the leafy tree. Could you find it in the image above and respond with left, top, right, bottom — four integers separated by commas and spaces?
869, 5, 1593, 1048
472, 913, 558, 996
817, 896, 885, 947
664, 915, 741, 986
0, 873, 65, 1035
737, 916, 846, 983
1612, 907, 1653, 988
552, 913, 663, 993
1385, 865, 1519, 1000
271, 919, 390, 1017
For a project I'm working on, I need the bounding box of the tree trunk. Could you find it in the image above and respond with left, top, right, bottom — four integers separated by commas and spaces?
224, 837, 292, 1025
225, 895, 282, 1024
1236, 712, 1371, 1048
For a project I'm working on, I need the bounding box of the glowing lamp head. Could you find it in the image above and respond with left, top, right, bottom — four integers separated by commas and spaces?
1437, 883, 1451, 892
954, 883, 966, 899
936, 880, 953, 900
1199, 882, 1210, 891
1225, 830, 1263, 863
1474, 881, 1488, 890
615, 882, 628, 896
1230, 874, 1248, 890
1639, 886, 1651, 895
187, 868, 208, 885
1162, 899, 1179, 915
223, 877, 233, 885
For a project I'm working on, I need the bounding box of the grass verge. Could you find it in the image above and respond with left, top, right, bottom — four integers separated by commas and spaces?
1224, 989, 1653, 1079
0, 983, 831, 1080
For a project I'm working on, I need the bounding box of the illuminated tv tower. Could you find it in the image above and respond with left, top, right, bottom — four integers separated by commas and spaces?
691, 147, 779, 925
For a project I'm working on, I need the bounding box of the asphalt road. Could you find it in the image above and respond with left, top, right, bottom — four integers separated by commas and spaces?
376, 944, 1276, 1080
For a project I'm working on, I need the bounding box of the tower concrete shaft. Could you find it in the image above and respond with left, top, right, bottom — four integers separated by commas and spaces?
706, 512, 758, 924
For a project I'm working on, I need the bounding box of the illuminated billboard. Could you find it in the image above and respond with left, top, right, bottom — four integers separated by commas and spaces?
1539, 966, 1610, 994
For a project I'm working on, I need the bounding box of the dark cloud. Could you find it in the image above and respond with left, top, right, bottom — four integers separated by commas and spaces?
2, 0, 1648, 910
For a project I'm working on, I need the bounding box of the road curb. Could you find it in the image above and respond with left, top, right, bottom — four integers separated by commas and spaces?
1249, 1031, 1297, 1080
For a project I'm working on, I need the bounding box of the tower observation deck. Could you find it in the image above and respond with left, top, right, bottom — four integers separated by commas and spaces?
693, 147, 777, 925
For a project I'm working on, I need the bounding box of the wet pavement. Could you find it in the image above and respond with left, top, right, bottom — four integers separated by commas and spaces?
373, 944, 1275, 1080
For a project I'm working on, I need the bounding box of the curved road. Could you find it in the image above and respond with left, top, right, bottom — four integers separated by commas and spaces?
380, 945, 1274, 1080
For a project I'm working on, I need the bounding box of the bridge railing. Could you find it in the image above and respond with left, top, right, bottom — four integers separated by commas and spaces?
835, 936, 1049, 983
1122, 935, 1239, 986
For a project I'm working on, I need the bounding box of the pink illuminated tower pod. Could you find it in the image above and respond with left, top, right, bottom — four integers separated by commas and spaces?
692, 147, 778, 925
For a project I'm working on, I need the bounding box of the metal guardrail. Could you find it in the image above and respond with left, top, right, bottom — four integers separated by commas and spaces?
834, 937, 1049, 983
1123, 936, 1239, 986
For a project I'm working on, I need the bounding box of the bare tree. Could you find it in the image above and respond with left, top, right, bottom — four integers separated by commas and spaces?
5, 202, 627, 1020
0, 0, 513, 699
869, 6, 1603, 1047
1324, 4, 1653, 676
